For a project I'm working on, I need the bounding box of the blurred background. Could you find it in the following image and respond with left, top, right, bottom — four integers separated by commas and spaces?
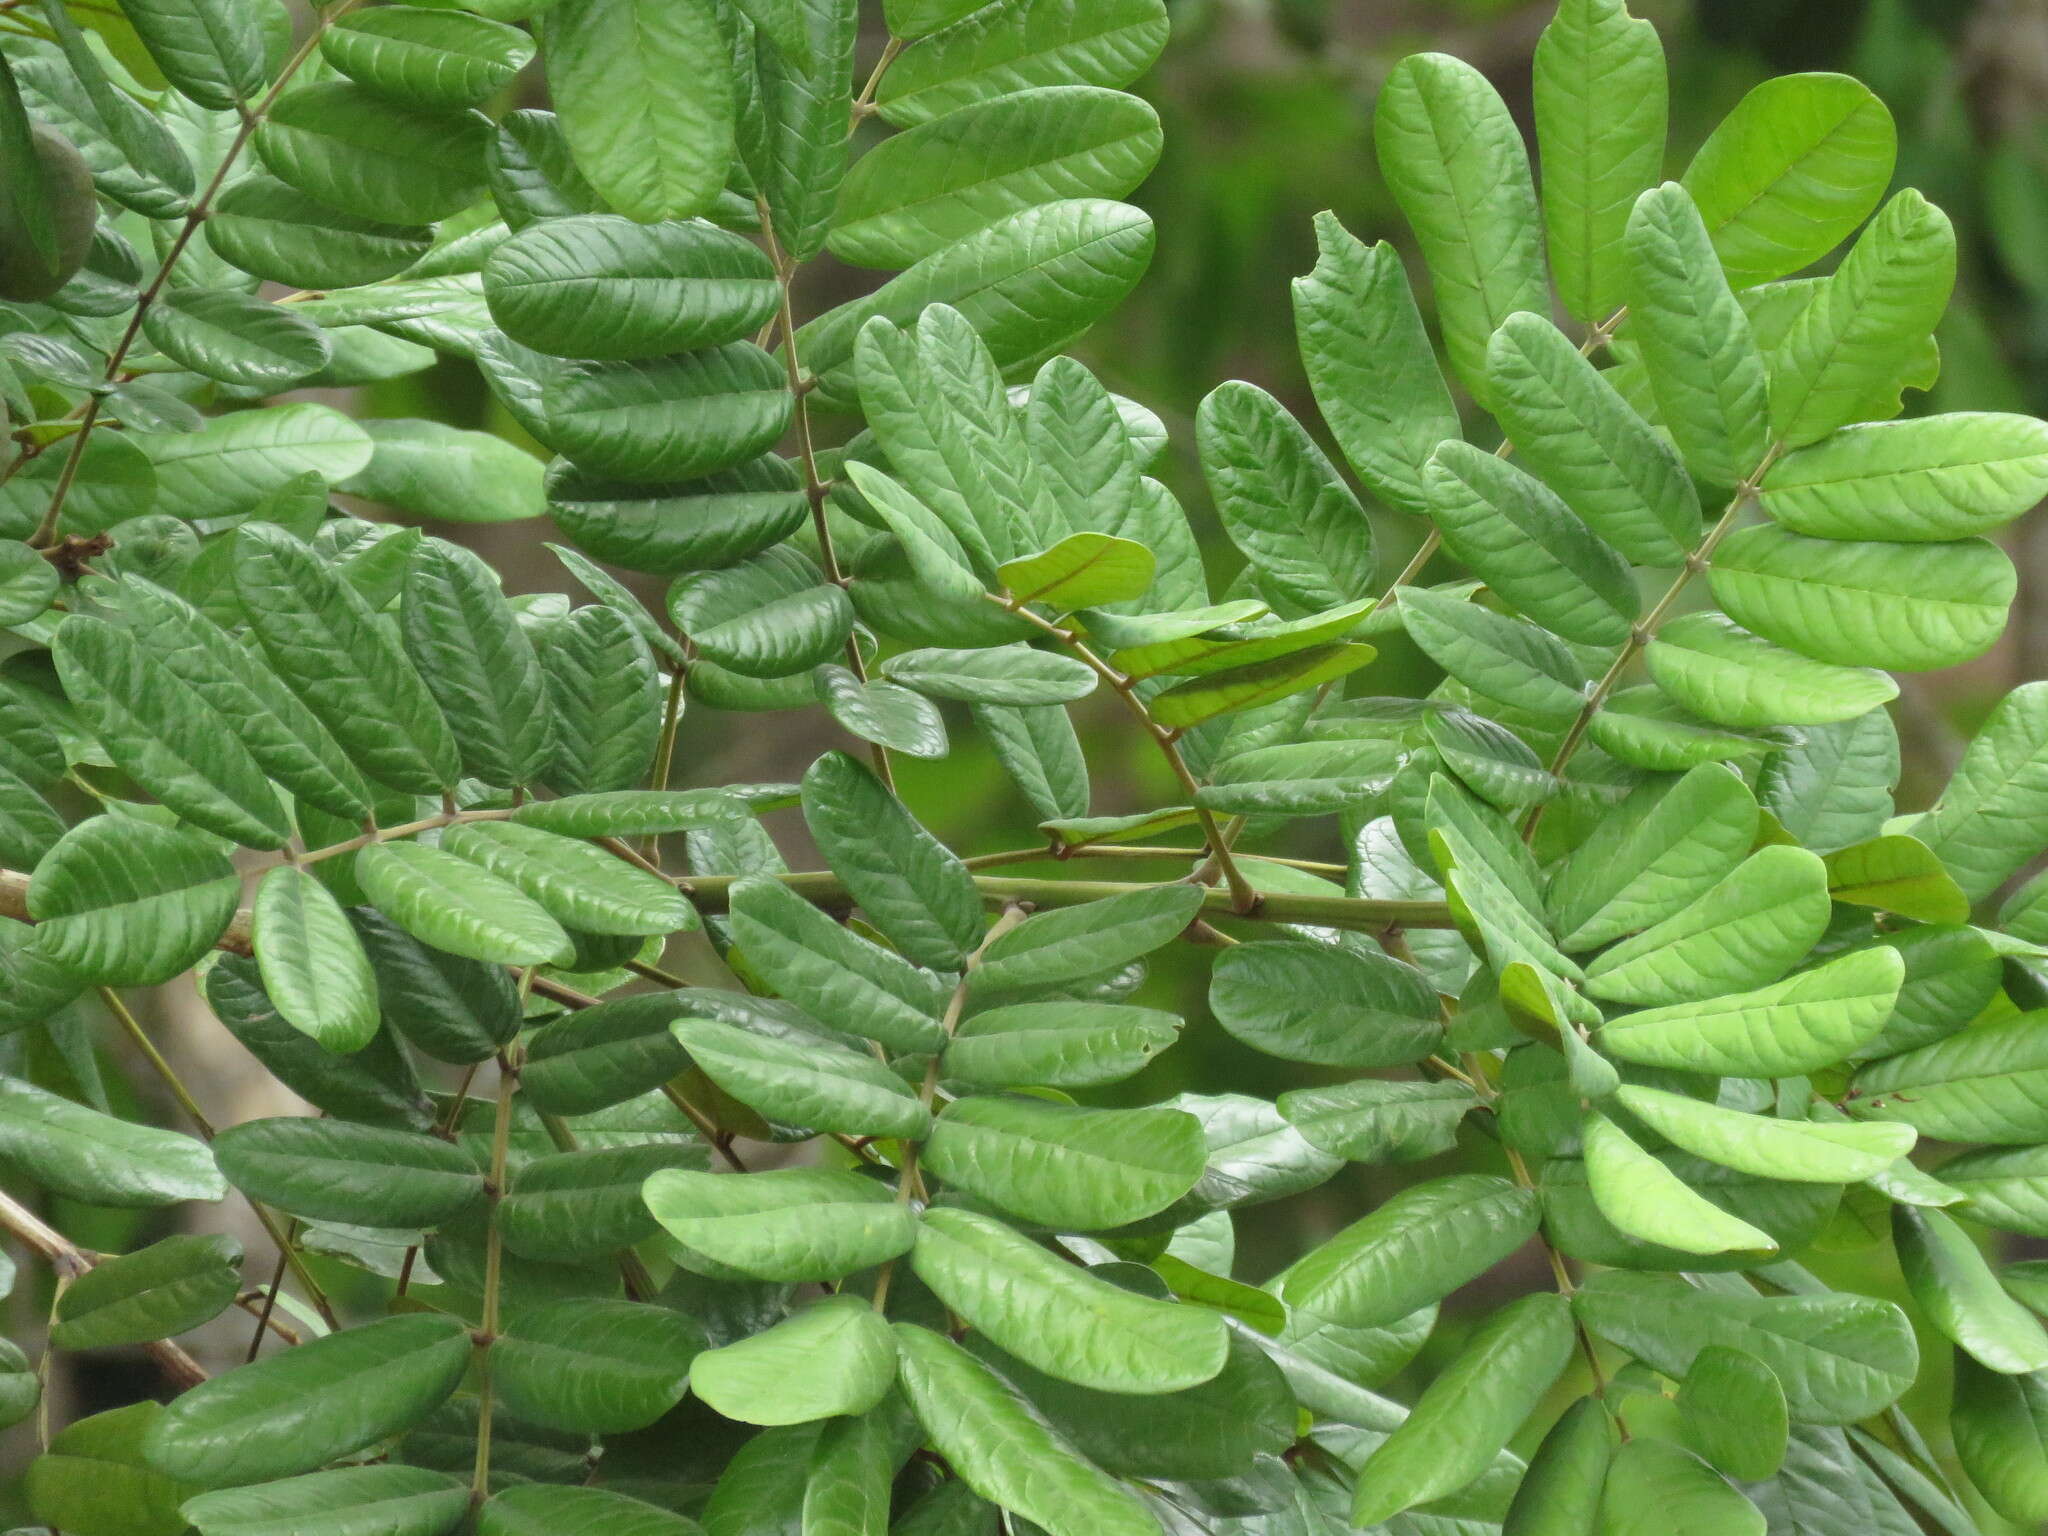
8, 0, 2048, 1518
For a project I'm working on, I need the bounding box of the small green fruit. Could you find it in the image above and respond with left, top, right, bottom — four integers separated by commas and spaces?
0, 124, 98, 302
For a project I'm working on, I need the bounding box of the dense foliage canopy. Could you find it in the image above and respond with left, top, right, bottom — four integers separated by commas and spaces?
1, 0, 2047, 1532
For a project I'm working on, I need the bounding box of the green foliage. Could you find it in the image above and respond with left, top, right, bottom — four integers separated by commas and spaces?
0, 2, 2043, 1533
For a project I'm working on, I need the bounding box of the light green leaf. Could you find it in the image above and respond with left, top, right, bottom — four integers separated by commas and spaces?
491, 1299, 700, 1435
1598, 1438, 1764, 1536
1148, 644, 1376, 730
642, 1166, 916, 1282
1582, 1110, 1778, 1256
1572, 1270, 1917, 1423
1588, 685, 1784, 773
1910, 682, 2048, 903
672, 1014, 931, 1138
355, 839, 575, 967
831, 86, 1160, 269
211, 1117, 483, 1228
802, 749, 983, 970
1617, 1083, 1913, 1184
689, 1295, 896, 1427
1951, 1353, 2048, 1524
1584, 844, 1831, 1005
321, 6, 533, 110
508, 790, 741, 840
816, 666, 949, 759
1198, 381, 1375, 620
1600, 947, 1902, 1075
250, 866, 379, 1054
1823, 834, 1970, 923
340, 420, 544, 526
184, 1465, 469, 1536
1278, 1079, 1478, 1164
1351, 1293, 1575, 1526
912, 1207, 1228, 1392
1373, 50, 1547, 404
1646, 611, 1898, 728
1280, 1174, 1540, 1329
876, 0, 1169, 127
1291, 212, 1460, 517
1424, 440, 1636, 646
141, 402, 371, 524
1533, 0, 1666, 323
970, 883, 1202, 998
999, 533, 1154, 612
1680, 72, 1896, 288
484, 214, 779, 361
27, 816, 240, 988
729, 876, 948, 1054
1676, 1346, 1788, 1482
944, 1002, 1178, 1089
1936, 1145, 2048, 1236
144, 1314, 473, 1487
542, 0, 730, 221
52, 614, 292, 849
1399, 587, 1588, 719
0, 1072, 221, 1209
1848, 1013, 2048, 1144
891, 1324, 1160, 1536
440, 821, 691, 937
1768, 189, 1954, 446
922, 1095, 1206, 1230
1762, 412, 2048, 542
1208, 939, 1439, 1068
1624, 181, 1773, 488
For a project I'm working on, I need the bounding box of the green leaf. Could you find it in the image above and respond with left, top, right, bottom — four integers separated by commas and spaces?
484, 214, 779, 361
1582, 1110, 1778, 1256
1907, 681, 2048, 903
26, 1402, 194, 1536
1487, 310, 1700, 565
1398, 588, 1588, 719
356, 839, 576, 967
642, 1166, 916, 1282
1823, 834, 1970, 923
0, 539, 57, 627
1758, 709, 1898, 854
671, 1014, 931, 1139
970, 883, 1202, 998
212, 1117, 483, 1228
321, 6, 533, 110
892, 1324, 1160, 1536
999, 533, 1154, 613
519, 993, 689, 1115
184, 1465, 470, 1536
398, 540, 552, 788
802, 750, 982, 970
1373, 51, 1547, 404
250, 866, 380, 1053
234, 524, 461, 796
1602, 947, 1902, 1075
1677, 1345, 1788, 1482
816, 665, 949, 759
1424, 440, 1637, 646
341, 420, 545, 526
256, 81, 487, 223
118, 0, 271, 110
831, 86, 1160, 269
1588, 685, 1783, 772
798, 200, 1155, 412
1768, 189, 1955, 447
479, 1485, 698, 1536
1598, 1438, 1764, 1536
1624, 181, 1773, 488
922, 1096, 1206, 1230
345, 908, 516, 1065
1951, 1353, 2048, 1524
876, 0, 1169, 127
52, 614, 293, 849
140, 402, 372, 525
913, 1207, 1228, 1392
1681, 72, 1895, 289
142, 288, 331, 392
1280, 1174, 1540, 1329
1573, 1270, 1918, 1423
497, 1142, 703, 1262
547, 457, 808, 577
1148, 643, 1376, 729
728, 875, 949, 1054
1933, 1145, 2048, 1236
669, 550, 854, 679
1198, 381, 1376, 618
1291, 212, 1462, 517
689, 1294, 897, 1427
538, 604, 665, 796
21, 6, 195, 220
1208, 939, 1439, 1068
975, 702, 1090, 822
51, 1233, 241, 1352
946, 1002, 1178, 1089
1768, 414, 2048, 555
734, 0, 855, 265
540, 0, 729, 221
440, 821, 691, 937
1502, 1396, 1617, 1536
1550, 764, 1759, 951
1646, 611, 1897, 728
509, 789, 741, 840
144, 1313, 473, 1486
1584, 844, 1831, 1005
546, 344, 793, 483
1894, 1205, 2048, 1374
1534, 0, 1666, 323
1849, 1013, 2048, 1144
1351, 1293, 1575, 1526
28, 816, 240, 988
1278, 1079, 1478, 1164
1710, 523, 2013, 673
492, 1298, 701, 1434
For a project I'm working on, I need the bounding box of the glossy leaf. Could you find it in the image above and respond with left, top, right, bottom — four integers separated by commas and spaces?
642, 1166, 916, 1282
212, 1117, 483, 1228
689, 1295, 897, 1426
250, 866, 380, 1053
921, 1096, 1206, 1230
